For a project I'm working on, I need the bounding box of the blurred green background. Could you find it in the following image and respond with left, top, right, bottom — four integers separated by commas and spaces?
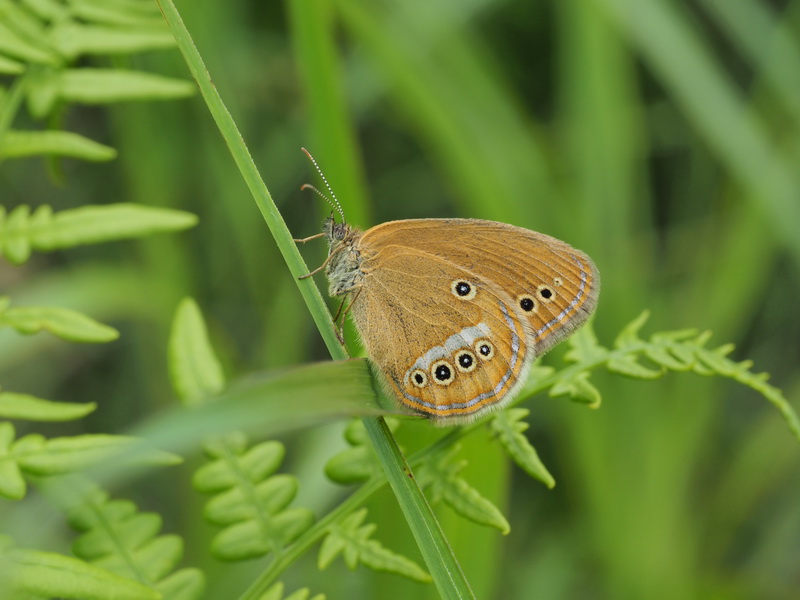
2, 0, 800, 598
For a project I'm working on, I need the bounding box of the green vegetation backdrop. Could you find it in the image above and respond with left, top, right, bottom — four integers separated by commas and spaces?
1, 0, 799, 599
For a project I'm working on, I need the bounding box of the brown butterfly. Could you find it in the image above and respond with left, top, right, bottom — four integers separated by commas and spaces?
298, 153, 600, 425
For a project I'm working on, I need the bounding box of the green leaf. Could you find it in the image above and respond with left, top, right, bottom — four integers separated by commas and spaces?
212, 508, 315, 561
613, 310, 651, 349
0, 422, 26, 500
0, 53, 25, 74
18, 0, 68, 22
550, 370, 602, 408
0, 390, 96, 421
194, 438, 315, 561
563, 321, 608, 363
319, 508, 430, 582
0, 129, 117, 161
491, 408, 555, 488
0, 298, 119, 343
0, 540, 160, 600
0, 21, 58, 65
325, 418, 401, 484
50, 22, 176, 60
420, 445, 510, 534
156, 568, 205, 600
169, 298, 225, 406
14, 434, 180, 475
69, 0, 164, 27
57, 68, 195, 104
0, 203, 198, 264
52, 482, 205, 599
0, 425, 180, 499
606, 355, 664, 379
194, 439, 284, 493
259, 582, 326, 600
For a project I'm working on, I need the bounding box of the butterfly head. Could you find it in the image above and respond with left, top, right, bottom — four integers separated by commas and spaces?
323, 215, 364, 296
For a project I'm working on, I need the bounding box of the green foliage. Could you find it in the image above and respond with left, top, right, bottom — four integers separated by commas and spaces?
0, 421, 180, 500
170, 300, 316, 561
63, 483, 205, 600
324, 418, 401, 484
0, 204, 198, 265
0, 0, 193, 163
0, 295, 118, 342
490, 408, 555, 488
3, 1, 800, 599
0, 534, 161, 600
418, 444, 510, 534
318, 508, 430, 583
547, 311, 800, 442
259, 582, 326, 600
169, 297, 226, 406
0, 390, 96, 421
194, 435, 315, 561
0, 129, 117, 160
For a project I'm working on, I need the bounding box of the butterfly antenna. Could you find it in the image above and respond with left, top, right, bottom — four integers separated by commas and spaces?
300, 147, 346, 222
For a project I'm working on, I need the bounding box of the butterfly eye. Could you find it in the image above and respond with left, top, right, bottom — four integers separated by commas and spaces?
410, 369, 428, 388
474, 339, 495, 360
431, 360, 455, 385
451, 280, 476, 301
455, 350, 477, 373
537, 284, 556, 302
517, 294, 537, 313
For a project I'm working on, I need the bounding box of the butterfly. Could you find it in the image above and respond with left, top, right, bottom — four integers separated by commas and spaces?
298, 153, 600, 425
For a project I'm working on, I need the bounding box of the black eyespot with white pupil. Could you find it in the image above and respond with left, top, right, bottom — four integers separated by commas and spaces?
431, 359, 455, 385
474, 339, 495, 360
451, 279, 477, 300
520, 296, 535, 311
455, 350, 477, 373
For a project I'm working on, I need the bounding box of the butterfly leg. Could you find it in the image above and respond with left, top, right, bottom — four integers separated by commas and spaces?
333, 288, 362, 345
293, 232, 326, 244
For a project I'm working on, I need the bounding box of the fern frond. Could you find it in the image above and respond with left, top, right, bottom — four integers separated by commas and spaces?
170, 299, 316, 561
0, 0, 192, 164
0, 204, 198, 265
55, 482, 205, 600
259, 581, 326, 600
0, 295, 118, 342
0, 389, 96, 421
325, 418, 401, 484
0, 129, 117, 160
194, 436, 315, 561
169, 297, 225, 407
546, 312, 800, 442
0, 534, 160, 600
490, 408, 555, 488
418, 444, 510, 534
318, 508, 430, 583
0, 421, 180, 500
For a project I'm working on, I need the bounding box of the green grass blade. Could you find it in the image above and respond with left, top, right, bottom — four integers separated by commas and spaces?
156, 2, 476, 597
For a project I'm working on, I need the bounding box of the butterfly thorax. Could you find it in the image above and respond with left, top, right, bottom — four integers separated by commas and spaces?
323, 217, 365, 296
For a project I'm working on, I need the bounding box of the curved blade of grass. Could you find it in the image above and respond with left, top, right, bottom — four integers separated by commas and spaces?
596, 0, 800, 266
153, 5, 475, 596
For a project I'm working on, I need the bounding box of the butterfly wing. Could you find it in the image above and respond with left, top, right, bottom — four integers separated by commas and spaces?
349, 219, 599, 423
